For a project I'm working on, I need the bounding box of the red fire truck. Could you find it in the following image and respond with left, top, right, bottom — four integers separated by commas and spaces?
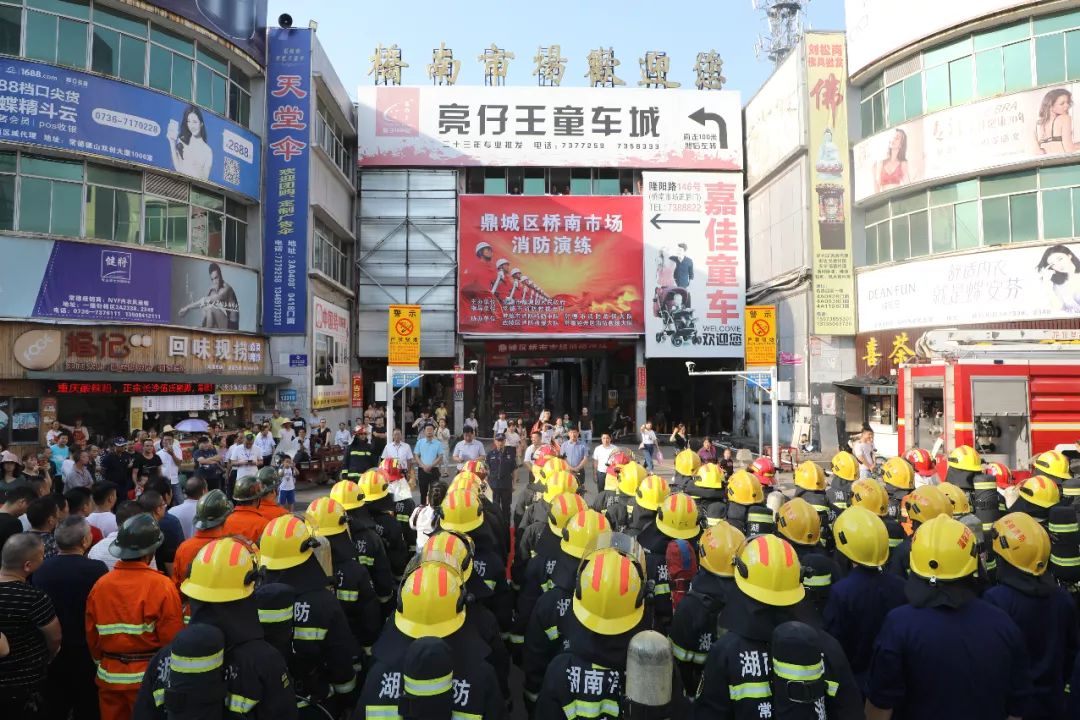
898, 329, 1080, 473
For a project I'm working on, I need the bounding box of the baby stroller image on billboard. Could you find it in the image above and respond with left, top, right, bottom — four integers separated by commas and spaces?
653, 286, 700, 347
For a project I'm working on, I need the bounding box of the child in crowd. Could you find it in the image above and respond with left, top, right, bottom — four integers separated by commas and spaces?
278, 455, 296, 512
409, 481, 447, 551
128, 470, 150, 501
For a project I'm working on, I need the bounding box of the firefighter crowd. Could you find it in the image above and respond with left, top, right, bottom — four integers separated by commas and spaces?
8, 426, 1080, 720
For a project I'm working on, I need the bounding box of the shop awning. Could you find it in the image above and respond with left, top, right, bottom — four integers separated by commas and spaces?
833, 376, 897, 396
26, 371, 291, 386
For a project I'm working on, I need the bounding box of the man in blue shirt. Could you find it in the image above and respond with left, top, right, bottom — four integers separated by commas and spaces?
412, 422, 445, 504
866, 514, 1031, 720
560, 428, 589, 495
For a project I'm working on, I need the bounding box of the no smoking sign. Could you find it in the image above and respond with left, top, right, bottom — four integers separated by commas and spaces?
388, 304, 422, 366
744, 305, 776, 367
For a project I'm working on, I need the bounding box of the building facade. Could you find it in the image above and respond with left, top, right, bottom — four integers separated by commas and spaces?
356, 83, 746, 436
848, 0, 1080, 458
743, 31, 859, 456
0, 3, 357, 450
263, 25, 358, 429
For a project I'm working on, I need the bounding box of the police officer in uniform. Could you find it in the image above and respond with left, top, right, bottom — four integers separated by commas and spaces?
486, 434, 519, 522
356, 562, 506, 719
259, 515, 359, 717
724, 471, 774, 536
669, 521, 744, 691
304, 497, 382, 654
330, 479, 395, 610
134, 537, 296, 720
866, 515, 1032, 720
823, 507, 905, 696
693, 534, 861, 717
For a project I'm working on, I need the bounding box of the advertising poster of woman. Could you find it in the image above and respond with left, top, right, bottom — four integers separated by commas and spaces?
168, 105, 214, 181
854, 83, 1080, 202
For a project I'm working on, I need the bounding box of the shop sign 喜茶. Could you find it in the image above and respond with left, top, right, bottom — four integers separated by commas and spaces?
856, 328, 923, 377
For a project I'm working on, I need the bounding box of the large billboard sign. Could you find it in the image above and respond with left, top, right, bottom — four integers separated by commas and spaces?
313, 296, 349, 409
857, 242, 1080, 332
854, 83, 1080, 204
458, 196, 644, 336
807, 32, 856, 335
357, 85, 743, 169
745, 47, 805, 187
0, 56, 261, 199
0, 236, 258, 332
263, 28, 311, 335
156, 0, 268, 65
846, 0, 1017, 77
642, 171, 746, 359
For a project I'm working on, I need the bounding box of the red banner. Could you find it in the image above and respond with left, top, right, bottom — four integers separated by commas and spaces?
459, 196, 644, 335
351, 372, 364, 408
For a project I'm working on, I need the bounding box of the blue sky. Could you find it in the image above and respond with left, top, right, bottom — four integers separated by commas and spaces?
268, 0, 846, 102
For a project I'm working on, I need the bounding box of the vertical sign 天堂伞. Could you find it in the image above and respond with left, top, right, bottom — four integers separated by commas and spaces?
807, 32, 856, 335
642, 171, 746, 358
263, 28, 311, 335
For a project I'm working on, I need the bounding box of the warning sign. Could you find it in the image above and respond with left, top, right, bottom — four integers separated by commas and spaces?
388, 304, 422, 366
744, 305, 776, 367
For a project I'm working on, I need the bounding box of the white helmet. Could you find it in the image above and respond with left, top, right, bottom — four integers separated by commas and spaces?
475, 242, 492, 257
511, 267, 522, 276
496, 258, 510, 268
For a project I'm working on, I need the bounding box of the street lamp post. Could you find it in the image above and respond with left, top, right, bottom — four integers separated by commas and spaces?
385, 363, 479, 439
685, 363, 779, 464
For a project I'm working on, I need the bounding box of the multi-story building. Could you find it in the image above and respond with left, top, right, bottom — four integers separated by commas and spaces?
355, 79, 746, 436
848, 0, 1080, 459
0, 3, 357, 450
743, 31, 859, 455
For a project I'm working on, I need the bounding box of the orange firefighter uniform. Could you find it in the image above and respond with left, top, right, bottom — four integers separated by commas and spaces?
85, 560, 184, 720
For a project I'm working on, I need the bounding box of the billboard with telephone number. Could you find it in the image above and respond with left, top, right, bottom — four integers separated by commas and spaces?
0, 56, 260, 200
